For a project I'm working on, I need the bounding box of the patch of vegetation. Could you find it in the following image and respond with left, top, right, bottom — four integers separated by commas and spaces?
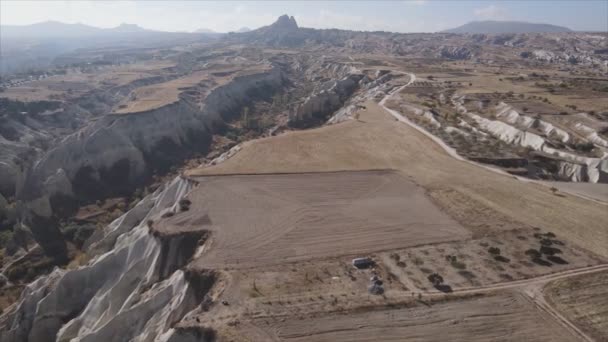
540, 238, 553, 246
161, 211, 175, 218
487, 247, 501, 255
427, 272, 452, 293
494, 255, 510, 263
427, 273, 444, 286
547, 255, 568, 265
540, 245, 562, 256
458, 270, 476, 281
531, 258, 552, 267
61, 223, 96, 248
178, 198, 192, 212
446, 255, 466, 269
525, 249, 542, 259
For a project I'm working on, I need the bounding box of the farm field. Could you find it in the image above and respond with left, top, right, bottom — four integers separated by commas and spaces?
244, 292, 580, 342
188, 100, 608, 258
545, 270, 608, 342
183, 170, 470, 269
380, 228, 605, 292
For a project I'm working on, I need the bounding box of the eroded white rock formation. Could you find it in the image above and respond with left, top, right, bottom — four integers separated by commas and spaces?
451, 95, 608, 182
0, 177, 210, 342
495, 102, 570, 143
20, 68, 284, 220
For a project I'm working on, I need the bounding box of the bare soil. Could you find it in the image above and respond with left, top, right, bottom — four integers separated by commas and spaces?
381, 228, 605, 292
545, 270, 608, 342
184, 170, 469, 269
244, 292, 580, 342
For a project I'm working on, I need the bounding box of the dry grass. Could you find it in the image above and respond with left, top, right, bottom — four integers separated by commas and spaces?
186, 170, 469, 269
188, 100, 608, 258
0, 60, 174, 102
112, 64, 270, 114
112, 70, 210, 113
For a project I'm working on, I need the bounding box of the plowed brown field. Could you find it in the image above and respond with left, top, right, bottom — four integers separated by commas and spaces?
247, 292, 579, 342
186, 170, 469, 269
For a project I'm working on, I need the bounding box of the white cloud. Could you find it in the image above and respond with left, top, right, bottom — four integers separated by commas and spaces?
474, 5, 508, 20
408, 0, 428, 5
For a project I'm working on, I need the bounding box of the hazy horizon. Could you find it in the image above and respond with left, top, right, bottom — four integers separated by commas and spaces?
2, 0, 607, 33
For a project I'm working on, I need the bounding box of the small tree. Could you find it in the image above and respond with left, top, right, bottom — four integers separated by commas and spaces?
488, 247, 501, 255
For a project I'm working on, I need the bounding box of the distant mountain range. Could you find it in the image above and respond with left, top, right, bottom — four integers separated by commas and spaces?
0, 21, 218, 75
0, 21, 157, 38
194, 28, 216, 34
0, 17, 583, 76
0, 21, 228, 38
444, 21, 572, 34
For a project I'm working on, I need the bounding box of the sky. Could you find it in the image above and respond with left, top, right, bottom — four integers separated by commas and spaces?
1, 0, 607, 33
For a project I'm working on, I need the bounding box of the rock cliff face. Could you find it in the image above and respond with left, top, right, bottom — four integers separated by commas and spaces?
451, 96, 608, 183
0, 112, 56, 198
290, 73, 363, 126
1, 177, 213, 342
13, 67, 283, 262
0, 75, 174, 200
439, 46, 475, 60
20, 68, 284, 208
